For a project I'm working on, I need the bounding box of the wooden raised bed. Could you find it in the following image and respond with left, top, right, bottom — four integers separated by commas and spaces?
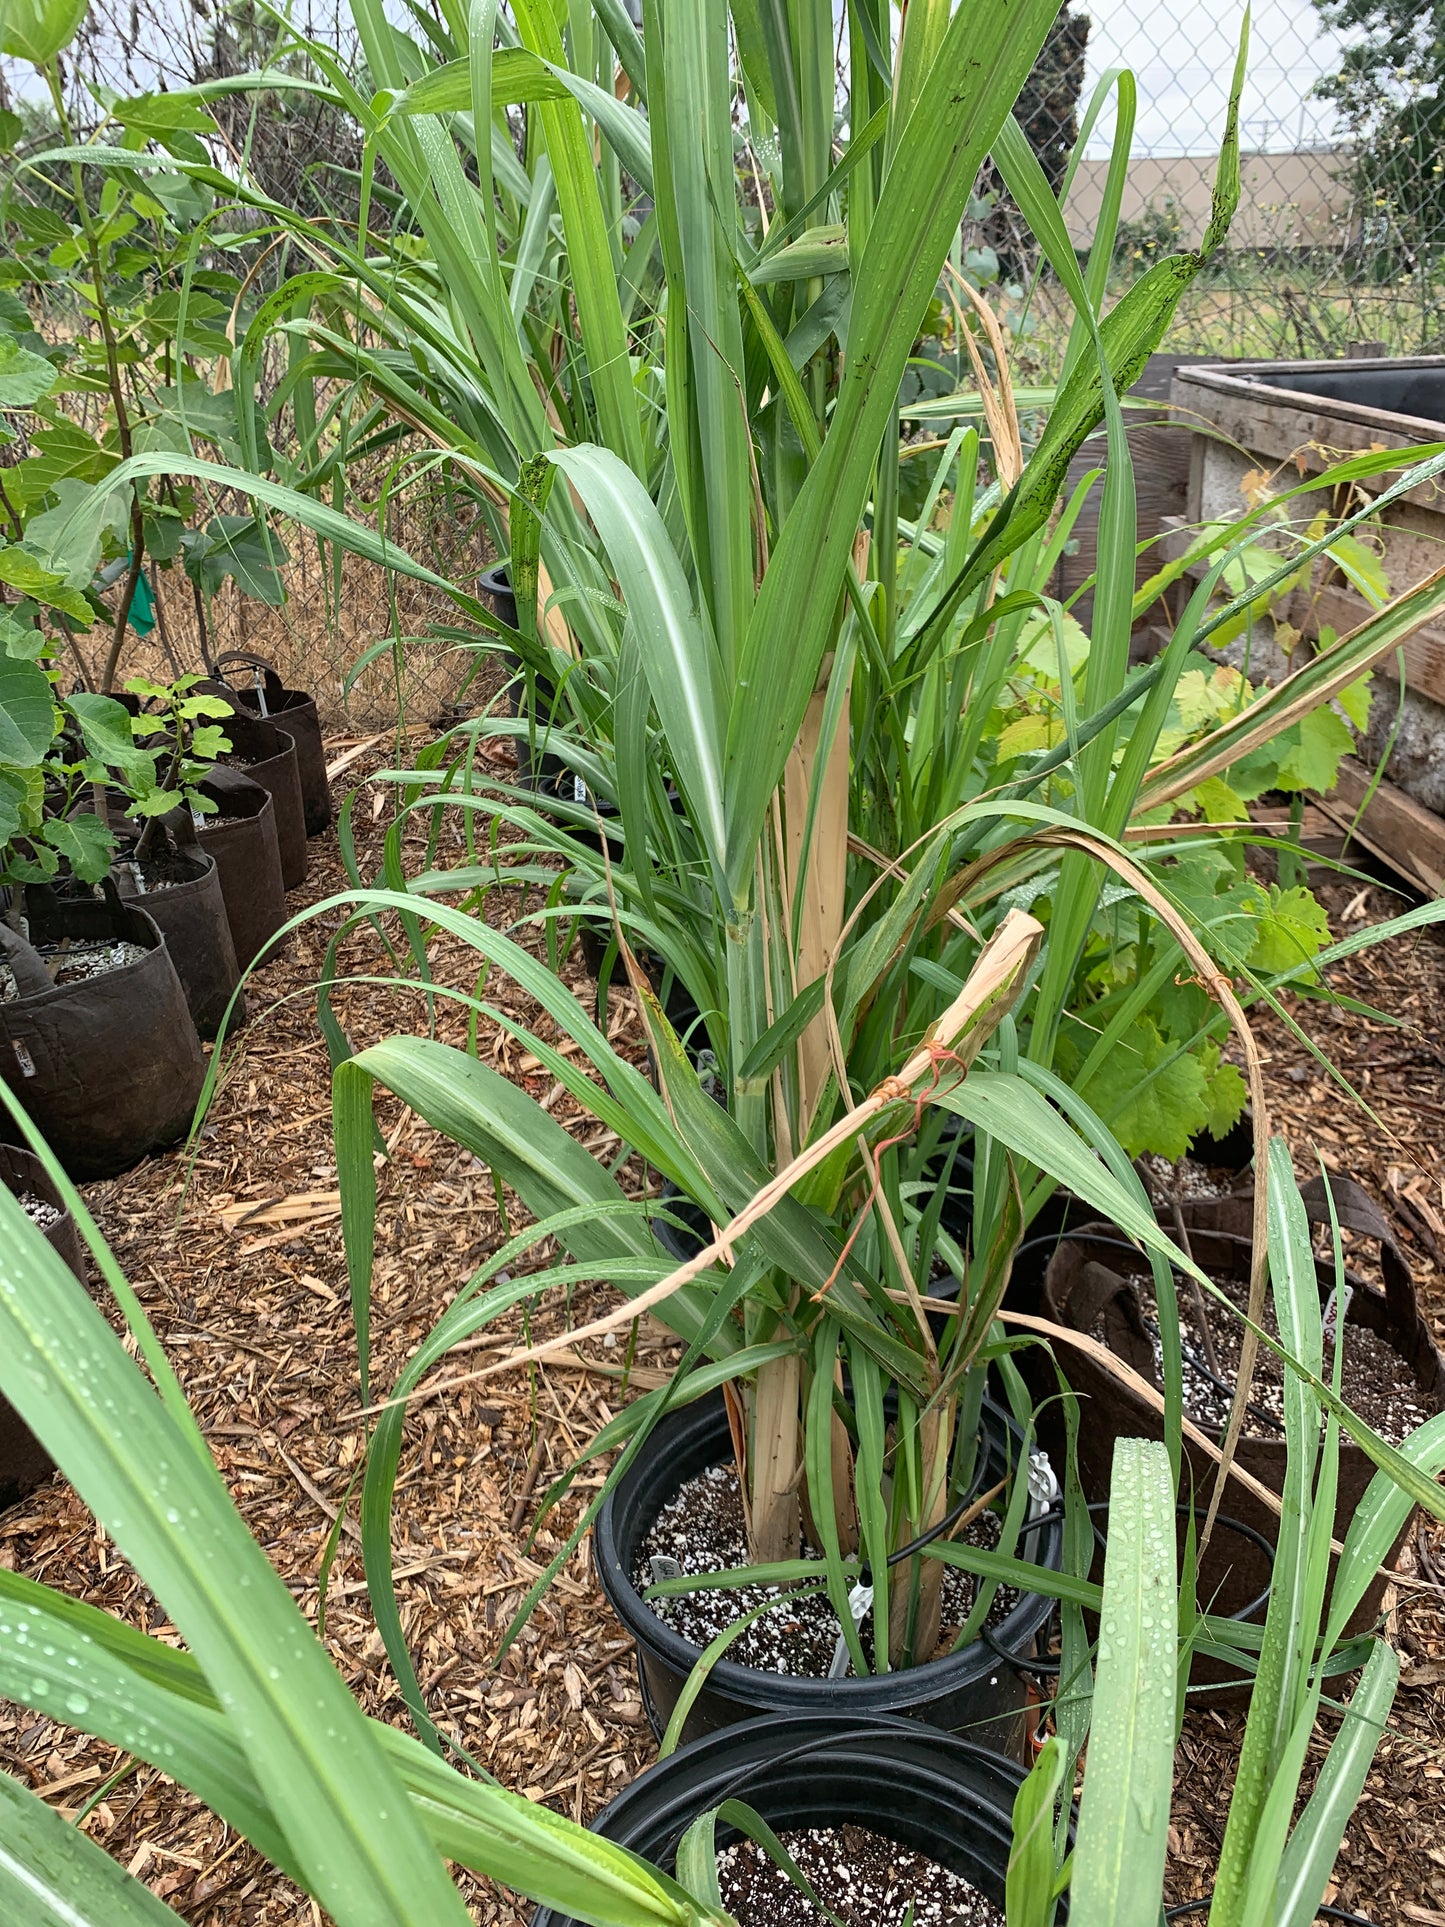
1162, 356, 1445, 894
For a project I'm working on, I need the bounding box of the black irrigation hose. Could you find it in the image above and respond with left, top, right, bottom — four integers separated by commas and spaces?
860, 1432, 1057, 1580
1165, 1903, 1376, 1926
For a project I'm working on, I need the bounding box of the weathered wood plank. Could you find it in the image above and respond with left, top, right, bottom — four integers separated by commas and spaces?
1314, 757, 1445, 896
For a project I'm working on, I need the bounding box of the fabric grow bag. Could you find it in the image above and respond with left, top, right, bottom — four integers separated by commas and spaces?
110, 828, 245, 1039
1040, 1177, 1445, 1647
0, 1144, 86, 1507
214, 708, 307, 891
0, 892, 205, 1180
221, 657, 331, 836
168, 768, 289, 972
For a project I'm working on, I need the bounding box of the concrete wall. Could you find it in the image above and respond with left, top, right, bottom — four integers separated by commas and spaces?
1063, 148, 1357, 251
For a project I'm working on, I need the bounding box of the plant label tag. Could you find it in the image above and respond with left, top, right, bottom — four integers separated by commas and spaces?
827, 1581, 874, 1678
189, 804, 207, 832
648, 1555, 682, 1587
573, 775, 589, 805
11, 1039, 36, 1079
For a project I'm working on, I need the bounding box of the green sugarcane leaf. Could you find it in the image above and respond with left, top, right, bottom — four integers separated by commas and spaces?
909, 32, 1245, 651
0, 1768, 184, 1924
0, 1142, 473, 1927
549, 445, 729, 888
0, 1572, 722, 1927
1069, 1438, 1177, 1927
1007, 1735, 1066, 1927
747, 226, 848, 283
1140, 565, 1445, 811
932, 1071, 1201, 1282
510, 0, 645, 474
384, 50, 654, 192
1272, 1641, 1398, 1927
723, 0, 1063, 910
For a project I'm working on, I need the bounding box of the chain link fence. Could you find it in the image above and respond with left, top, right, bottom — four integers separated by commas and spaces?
7, 0, 1442, 727
990, 0, 1445, 363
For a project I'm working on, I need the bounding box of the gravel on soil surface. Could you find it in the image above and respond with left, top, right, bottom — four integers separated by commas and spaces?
1139, 1151, 1243, 1203
114, 850, 195, 896
1091, 1269, 1434, 1443
716, 1824, 1004, 1927
16, 1192, 62, 1232
636, 1460, 1019, 1675
0, 940, 147, 1001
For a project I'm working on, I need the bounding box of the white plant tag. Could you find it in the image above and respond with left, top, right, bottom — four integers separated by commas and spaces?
11, 1039, 36, 1079
648, 1554, 682, 1587
573, 774, 589, 805
827, 1580, 874, 1679
1322, 1284, 1353, 1340
189, 803, 207, 832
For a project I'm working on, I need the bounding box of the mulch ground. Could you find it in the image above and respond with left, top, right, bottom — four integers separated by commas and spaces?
1165, 867, 1445, 1927
1, 777, 1443, 1924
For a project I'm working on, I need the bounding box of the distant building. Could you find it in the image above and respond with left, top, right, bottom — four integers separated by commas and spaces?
1062, 147, 1359, 251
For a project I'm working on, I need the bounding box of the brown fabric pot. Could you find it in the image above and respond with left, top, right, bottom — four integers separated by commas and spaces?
0, 891, 205, 1180
1040, 1178, 1445, 1652
215, 710, 307, 890
231, 672, 330, 836
169, 768, 289, 972
111, 835, 245, 1039
0, 1144, 86, 1507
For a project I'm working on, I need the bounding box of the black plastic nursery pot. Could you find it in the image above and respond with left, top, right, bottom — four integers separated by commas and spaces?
111, 836, 246, 1040
224, 661, 331, 836
215, 709, 307, 891
594, 1392, 1062, 1761
530, 1713, 1047, 1927
0, 892, 205, 1180
169, 767, 290, 972
0, 1144, 86, 1508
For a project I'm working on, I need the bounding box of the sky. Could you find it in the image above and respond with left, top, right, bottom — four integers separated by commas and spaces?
3, 0, 1355, 159
1082, 0, 1352, 156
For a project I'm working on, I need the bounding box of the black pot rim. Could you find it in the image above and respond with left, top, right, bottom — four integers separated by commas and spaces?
584, 1709, 1025, 1842
595, 1391, 1062, 1713
0, 1143, 71, 1218
530, 1712, 1051, 1927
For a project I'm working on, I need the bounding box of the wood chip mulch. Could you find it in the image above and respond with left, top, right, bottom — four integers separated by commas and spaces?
1164, 869, 1445, 1927
1, 786, 1443, 1925
0, 738, 676, 1923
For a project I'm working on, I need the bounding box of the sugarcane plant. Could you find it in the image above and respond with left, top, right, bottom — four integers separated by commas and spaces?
28, 0, 1445, 1731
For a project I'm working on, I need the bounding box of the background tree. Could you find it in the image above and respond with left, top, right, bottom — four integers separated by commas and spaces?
1313, 0, 1445, 265
978, 10, 1092, 282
